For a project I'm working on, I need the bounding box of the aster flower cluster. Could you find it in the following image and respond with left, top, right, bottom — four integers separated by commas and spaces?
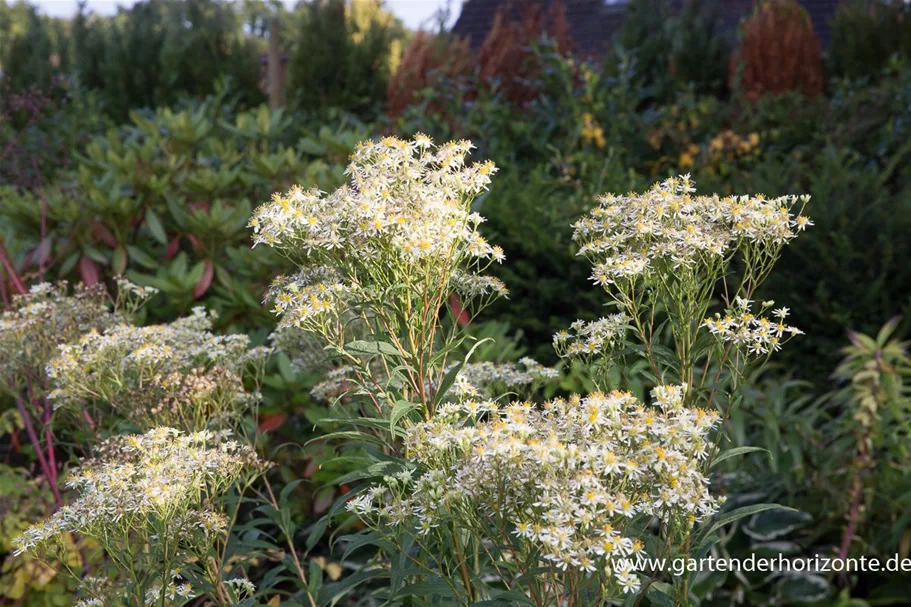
270, 324, 332, 375
553, 314, 629, 360
703, 297, 803, 358
266, 266, 353, 333
349, 384, 721, 599
451, 357, 559, 398
224, 577, 257, 599
268, 295, 374, 377
46, 307, 269, 431
250, 135, 498, 266
573, 175, 811, 288
3, 281, 272, 606
310, 365, 362, 403
450, 270, 510, 301
143, 578, 196, 605
310, 357, 559, 405
250, 137, 508, 414
0, 282, 115, 384
563, 176, 810, 394
13, 427, 262, 559
113, 276, 160, 317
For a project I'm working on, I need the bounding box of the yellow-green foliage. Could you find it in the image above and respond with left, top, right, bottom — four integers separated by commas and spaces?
0, 465, 78, 606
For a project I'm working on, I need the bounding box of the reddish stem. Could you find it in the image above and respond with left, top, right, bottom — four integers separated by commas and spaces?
0, 269, 9, 307
14, 397, 62, 506
42, 407, 59, 488
0, 239, 27, 295
838, 438, 868, 563
82, 408, 97, 432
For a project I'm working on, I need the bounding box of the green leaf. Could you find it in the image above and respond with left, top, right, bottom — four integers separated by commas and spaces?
276, 352, 296, 383
308, 558, 323, 597
333, 461, 398, 486
774, 574, 830, 603
307, 486, 367, 551
188, 260, 206, 285
308, 430, 387, 447
338, 530, 393, 561
345, 340, 401, 358
84, 245, 108, 263
391, 580, 457, 601
701, 503, 796, 542
127, 245, 158, 269
145, 208, 168, 245
318, 417, 405, 438
317, 566, 387, 606
297, 137, 326, 156
59, 251, 80, 275
647, 581, 675, 607
710, 446, 769, 467
279, 479, 306, 508
471, 590, 536, 606
390, 399, 421, 433
744, 509, 813, 541
434, 337, 491, 405
112, 246, 128, 275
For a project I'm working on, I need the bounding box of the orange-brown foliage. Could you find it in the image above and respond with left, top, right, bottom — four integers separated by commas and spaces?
386, 0, 573, 115
386, 32, 473, 117
476, 0, 572, 104
730, 0, 824, 101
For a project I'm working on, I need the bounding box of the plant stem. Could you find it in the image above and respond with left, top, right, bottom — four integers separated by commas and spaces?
14, 396, 61, 505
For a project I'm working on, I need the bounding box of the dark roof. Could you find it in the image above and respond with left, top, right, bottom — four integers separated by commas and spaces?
451, 0, 841, 54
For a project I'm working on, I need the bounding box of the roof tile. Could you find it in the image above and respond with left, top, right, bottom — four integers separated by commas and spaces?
452, 0, 842, 52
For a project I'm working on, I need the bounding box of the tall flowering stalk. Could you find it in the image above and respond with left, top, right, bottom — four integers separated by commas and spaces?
47, 307, 270, 438
14, 428, 264, 606
0, 281, 142, 504
349, 387, 721, 603
570, 175, 810, 405
6, 280, 285, 607
337, 175, 811, 605
250, 135, 507, 423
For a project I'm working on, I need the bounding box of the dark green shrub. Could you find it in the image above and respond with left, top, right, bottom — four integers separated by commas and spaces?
757, 148, 911, 383
829, 60, 911, 180
0, 1, 63, 92
611, 0, 731, 101
0, 80, 109, 190
287, 0, 405, 117
829, 0, 911, 81
0, 95, 366, 333
84, 0, 264, 121
1, 0, 265, 122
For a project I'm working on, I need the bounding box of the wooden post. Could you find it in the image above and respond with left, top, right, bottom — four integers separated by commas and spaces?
268, 15, 285, 108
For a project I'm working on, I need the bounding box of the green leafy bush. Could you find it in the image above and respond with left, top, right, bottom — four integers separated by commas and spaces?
287, 0, 406, 117
713, 321, 911, 606
1, 0, 265, 122
828, 0, 911, 81
0, 80, 109, 190
0, 95, 365, 332
611, 0, 731, 101
0, 1, 69, 92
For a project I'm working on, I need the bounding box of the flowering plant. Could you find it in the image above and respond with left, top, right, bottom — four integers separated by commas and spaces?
14, 428, 264, 606
250, 135, 508, 427
47, 306, 269, 435
349, 386, 720, 601
328, 171, 811, 604
570, 175, 810, 393
4, 281, 288, 607
0, 280, 148, 505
